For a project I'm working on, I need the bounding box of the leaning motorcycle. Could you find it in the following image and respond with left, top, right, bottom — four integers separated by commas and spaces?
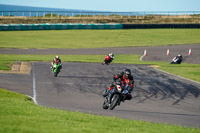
52, 62, 61, 77
102, 82, 129, 110
102, 55, 113, 65
102, 58, 113, 65
102, 59, 111, 65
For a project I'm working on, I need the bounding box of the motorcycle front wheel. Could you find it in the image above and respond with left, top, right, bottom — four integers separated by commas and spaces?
102, 100, 109, 110
54, 72, 58, 77
109, 94, 120, 110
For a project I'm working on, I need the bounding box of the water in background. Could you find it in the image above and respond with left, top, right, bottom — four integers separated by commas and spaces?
0, 4, 100, 16
0, 4, 90, 12
0, 4, 145, 17
0, 4, 198, 17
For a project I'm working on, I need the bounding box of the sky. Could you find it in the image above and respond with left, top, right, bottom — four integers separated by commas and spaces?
0, 0, 199, 12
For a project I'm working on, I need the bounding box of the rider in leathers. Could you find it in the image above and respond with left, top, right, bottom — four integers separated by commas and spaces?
102, 53, 114, 65
51, 55, 62, 71
171, 54, 183, 64
103, 69, 134, 102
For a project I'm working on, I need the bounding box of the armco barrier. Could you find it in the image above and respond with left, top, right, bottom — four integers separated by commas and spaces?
0, 23, 123, 31
123, 24, 200, 29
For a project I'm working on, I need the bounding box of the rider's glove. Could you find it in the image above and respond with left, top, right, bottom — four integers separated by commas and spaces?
122, 90, 129, 94
128, 87, 133, 93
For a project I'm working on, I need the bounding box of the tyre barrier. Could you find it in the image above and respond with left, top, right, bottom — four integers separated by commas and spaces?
1, 23, 200, 31
123, 24, 200, 29
0, 23, 123, 31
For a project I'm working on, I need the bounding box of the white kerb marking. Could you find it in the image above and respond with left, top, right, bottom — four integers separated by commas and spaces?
32, 63, 38, 105
140, 55, 144, 61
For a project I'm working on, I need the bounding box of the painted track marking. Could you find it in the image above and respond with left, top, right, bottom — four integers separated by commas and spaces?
32, 63, 38, 105
140, 55, 144, 61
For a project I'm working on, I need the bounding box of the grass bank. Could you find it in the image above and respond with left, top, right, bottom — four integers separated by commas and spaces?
0, 29, 200, 48
0, 54, 200, 82
0, 88, 199, 133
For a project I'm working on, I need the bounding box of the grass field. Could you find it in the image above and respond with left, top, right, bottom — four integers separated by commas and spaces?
0, 29, 200, 48
1, 88, 199, 133
0, 29, 200, 132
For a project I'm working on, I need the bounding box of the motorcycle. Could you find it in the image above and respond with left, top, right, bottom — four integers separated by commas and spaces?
171, 58, 182, 64
171, 55, 183, 64
102, 56, 113, 65
102, 82, 129, 110
52, 62, 61, 77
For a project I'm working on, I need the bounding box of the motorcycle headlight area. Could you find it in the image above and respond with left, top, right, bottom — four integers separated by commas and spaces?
117, 85, 122, 92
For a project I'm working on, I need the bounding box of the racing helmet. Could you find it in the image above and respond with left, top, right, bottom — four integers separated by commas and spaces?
109, 53, 114, 58
124, 69, 131, 79
178, 54, 182, 57
55, 55, 59, 59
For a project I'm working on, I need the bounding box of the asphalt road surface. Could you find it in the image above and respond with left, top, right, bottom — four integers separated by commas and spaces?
1, 62, 200, 128
0, 44, 200, 64
0, 44, 200, 128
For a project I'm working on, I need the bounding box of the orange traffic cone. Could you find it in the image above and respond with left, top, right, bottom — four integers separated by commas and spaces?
144, 49, 147, 56
166, 49, 170, 55
188, 48, 192, 55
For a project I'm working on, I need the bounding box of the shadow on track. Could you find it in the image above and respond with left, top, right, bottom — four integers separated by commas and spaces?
133, 67, 200, 105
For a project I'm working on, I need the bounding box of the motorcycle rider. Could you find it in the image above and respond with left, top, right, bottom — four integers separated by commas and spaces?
103, 69, 134, 102
171, 54, 183, 64
102, 53, 115, 65
51, 55, 62, 71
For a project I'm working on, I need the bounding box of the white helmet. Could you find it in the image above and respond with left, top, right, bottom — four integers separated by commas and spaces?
109, 53, 114, 58
178, 54, 182, 57
55, 55, 59, 59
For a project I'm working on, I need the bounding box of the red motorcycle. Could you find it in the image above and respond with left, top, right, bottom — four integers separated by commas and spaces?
102, 55, 113, 65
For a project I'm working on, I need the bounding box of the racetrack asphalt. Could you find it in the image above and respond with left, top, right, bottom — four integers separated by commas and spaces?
0, 44, 200, 64
0, 44, 200, 128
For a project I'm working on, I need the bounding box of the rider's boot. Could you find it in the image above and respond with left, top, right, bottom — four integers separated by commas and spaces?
125, 94, 132, 100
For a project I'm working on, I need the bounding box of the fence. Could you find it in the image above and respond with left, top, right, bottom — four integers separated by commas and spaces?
1, 11, 200, 24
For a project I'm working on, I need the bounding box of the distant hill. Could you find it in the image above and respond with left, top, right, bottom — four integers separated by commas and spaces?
0, 4, 97, 12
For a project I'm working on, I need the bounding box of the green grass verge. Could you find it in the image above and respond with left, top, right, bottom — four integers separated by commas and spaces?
1, 88, 199, 133
158, 63, 200, 82
0, 54, 200, 82
0, 29, 200, 48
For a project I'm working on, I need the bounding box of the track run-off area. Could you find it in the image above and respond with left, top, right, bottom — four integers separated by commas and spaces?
0, 44, 200, 128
